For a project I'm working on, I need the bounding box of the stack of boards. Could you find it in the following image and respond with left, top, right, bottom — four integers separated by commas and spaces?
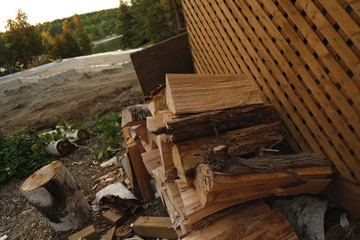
122, 74, 333, 239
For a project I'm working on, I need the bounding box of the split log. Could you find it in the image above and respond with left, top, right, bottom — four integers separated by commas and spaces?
194, 158, 333, 206
20, 161, 90, 231
183, 201, 297, 240
166, 74, 263, 114
132, 217, 178, 239
127, 138, 155, 203
175, 180, 249, 226
148, 85, 167, 116
68, 225, 98, 240
172, 122, 284, 182
141, 148, 162, 174
121, 104, 152, 127
156, 104, 280, 143
154, 135, 177, 178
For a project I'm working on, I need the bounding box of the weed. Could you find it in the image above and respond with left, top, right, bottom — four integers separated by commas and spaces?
0, 128, 56, 183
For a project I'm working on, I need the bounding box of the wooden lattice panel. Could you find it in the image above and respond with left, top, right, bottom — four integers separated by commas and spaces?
182, 0, 360, 183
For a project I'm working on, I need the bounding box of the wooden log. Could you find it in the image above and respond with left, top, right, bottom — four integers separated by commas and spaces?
20, 161, 90, 231
121, 104, 152, 127
155, 135, 177, 178
172, 122, 284, 179
129, 123, 152, 152
175, 180, 249, 226
156, 104, 280, 143
141, 148, 162, 174
194, 162, 333, 206
68, 225, 98, 240
132, 217, 178, 239
183, 201, 297, 240
127, 138, 155, 203
104, 227, 116, 240
148, 85, 167, 116
102, 210, 126, 225
166, 74, 263, 114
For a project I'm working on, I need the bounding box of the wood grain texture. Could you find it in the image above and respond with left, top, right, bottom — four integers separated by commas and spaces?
172, 122, 284, 176
182, 0, 360, 184
166, 74, 263, 114
183, 201, 297, 240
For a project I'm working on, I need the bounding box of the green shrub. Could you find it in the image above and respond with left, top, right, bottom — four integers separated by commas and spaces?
0, 129, 56, 183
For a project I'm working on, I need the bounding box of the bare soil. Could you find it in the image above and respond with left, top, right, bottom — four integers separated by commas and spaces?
0, 50, 163, 240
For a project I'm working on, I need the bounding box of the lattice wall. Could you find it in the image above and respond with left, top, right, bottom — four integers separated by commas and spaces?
182, 0, 360, 183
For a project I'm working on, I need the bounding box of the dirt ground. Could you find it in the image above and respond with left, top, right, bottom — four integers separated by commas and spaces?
0, 49, 143, 136
0, 50, 164, 240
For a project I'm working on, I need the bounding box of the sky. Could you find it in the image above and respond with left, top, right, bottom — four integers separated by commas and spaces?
0, 0, 120, 32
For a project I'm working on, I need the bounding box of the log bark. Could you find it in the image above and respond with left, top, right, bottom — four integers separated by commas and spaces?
121, 104, 152, 127
156, 104, 280, 143
172, 122, 284, 178
166, 74, 263, 114
194, 160, 333, 206
20, 161, 90, 231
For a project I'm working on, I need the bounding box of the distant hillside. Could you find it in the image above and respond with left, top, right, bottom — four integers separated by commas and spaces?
35, 8, 120, 41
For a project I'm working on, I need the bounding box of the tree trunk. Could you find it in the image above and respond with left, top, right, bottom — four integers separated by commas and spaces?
20, 161, 90, 231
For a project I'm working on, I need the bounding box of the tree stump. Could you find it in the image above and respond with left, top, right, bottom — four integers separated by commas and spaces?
19, 161, 90, 231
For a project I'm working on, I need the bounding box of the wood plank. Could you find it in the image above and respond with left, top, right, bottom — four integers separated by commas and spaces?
132, 217, 178, 239
257, 0, 360, 179
183, 202, 297, 240
181, 1, 234, 74
297, 0, 360, 76
130, 32, 194, 96
166, 74, 263, 114
317, 0, 360, 47
227, 0, 358, 182
172, 122, 284, 176
201, 0, 314, 153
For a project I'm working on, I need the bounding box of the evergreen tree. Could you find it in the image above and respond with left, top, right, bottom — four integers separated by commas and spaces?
74, 14, 92, 55
117, 1, 138, 48
60, 19, 81, 58
5, 9, 45, 70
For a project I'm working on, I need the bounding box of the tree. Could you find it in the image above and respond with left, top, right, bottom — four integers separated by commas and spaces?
74, 14, 92, 55
117, 0, 185, 49
5, 9, 45, 70
59, 19, 81, 58
0, 32, 16, 75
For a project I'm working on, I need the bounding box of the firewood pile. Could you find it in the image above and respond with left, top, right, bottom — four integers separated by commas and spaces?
122, 74, 333, 239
